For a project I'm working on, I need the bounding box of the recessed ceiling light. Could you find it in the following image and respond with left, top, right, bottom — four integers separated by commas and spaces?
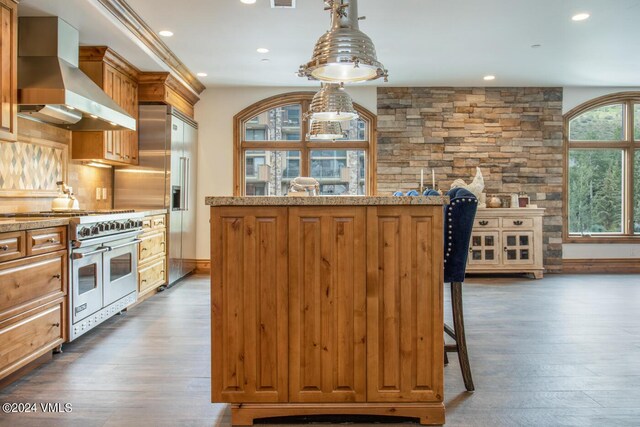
257, 48, 269, 54
531, 44, 542, 49
261, 58, 270, 63
483, 75, 496, 81
197, 72, 208, 77
571, 13, 590, 21
158, 30, 174, 37
241, 0, 256, 4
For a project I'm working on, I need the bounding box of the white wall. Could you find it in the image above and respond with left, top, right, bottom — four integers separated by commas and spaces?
562, 87, 640, 259
193, 86, 377, 260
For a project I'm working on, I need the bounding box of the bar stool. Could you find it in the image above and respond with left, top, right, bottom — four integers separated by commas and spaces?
443, 188, 478, 392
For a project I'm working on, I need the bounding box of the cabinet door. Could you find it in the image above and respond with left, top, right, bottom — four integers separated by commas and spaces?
211, 207, 288, 403
502, 231, 535, 265
288, 207, 367, 403
366, 206, 444, 403
0, 0, 16, 142
102, 67, 118, 161
468, 231, 501, 266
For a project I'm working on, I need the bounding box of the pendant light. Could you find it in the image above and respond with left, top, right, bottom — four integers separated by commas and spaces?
307, 83, 358, 122
299, 0, 388, 83
308, 120, 345, 140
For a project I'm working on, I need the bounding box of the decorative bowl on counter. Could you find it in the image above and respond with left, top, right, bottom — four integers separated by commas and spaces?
487, 196, 503, 208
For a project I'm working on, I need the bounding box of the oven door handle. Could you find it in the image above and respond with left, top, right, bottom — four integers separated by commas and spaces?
108, 239, 143, 251
71, 246, 110, 260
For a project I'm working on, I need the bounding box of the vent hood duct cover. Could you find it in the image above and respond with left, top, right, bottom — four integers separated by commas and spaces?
17, 17, 136, 131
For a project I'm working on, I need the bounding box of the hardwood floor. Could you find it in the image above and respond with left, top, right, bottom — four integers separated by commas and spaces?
1, 273, 640, 426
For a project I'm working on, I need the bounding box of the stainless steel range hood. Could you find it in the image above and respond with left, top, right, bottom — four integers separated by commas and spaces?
17, 17, 136, 131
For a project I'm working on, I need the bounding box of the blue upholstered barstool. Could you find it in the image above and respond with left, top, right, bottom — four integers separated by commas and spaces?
443, 188, 478, 392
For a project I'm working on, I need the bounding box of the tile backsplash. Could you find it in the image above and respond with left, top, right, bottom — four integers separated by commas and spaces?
0, 118, 113, 212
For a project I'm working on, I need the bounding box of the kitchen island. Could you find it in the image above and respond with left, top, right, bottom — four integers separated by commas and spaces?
207, 196, 448, 425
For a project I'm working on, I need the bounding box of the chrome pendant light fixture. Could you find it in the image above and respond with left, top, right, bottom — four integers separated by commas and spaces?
307, 83, 359, 122
299, 0, 388, 83
308, 120, 345, 140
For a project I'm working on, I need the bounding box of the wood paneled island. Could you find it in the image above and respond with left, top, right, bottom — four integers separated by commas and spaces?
207, 196, 448, 425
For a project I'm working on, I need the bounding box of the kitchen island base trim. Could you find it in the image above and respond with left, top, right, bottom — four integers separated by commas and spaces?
230, 403, 445, 426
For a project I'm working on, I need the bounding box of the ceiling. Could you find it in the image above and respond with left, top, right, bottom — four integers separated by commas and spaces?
19, 0, 640, 88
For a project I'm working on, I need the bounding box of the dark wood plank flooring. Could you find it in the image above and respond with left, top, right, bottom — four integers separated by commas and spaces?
1, 274, 640, 426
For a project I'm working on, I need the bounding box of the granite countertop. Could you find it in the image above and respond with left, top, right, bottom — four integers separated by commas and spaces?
206, 196, 449, 206
0, 217, 71, 233
135, 208, 168, 216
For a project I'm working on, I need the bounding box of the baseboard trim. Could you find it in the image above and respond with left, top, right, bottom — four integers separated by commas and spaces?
190, 259, 210, 275
562, 258, 640, 274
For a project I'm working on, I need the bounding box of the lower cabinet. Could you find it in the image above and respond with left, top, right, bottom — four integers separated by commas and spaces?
467, 208, 545, 278
211, 205, 444, 425
137, 214, 167, 300
0, 228, 67, 383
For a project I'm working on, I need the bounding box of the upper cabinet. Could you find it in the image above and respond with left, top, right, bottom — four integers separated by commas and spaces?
72, 47, 140, 165
138, 72, 200, 119
0, 0, 17, 142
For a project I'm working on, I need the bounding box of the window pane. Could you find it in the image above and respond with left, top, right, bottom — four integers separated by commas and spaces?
245, 150, 301, 196
569, 104, 624, 141
333, 118, 367, 141
635, 104, 640, 141
310, 150, 366, 195
244, 105, 301, 141
568, 149, 623, 234
635, 151, 640, 233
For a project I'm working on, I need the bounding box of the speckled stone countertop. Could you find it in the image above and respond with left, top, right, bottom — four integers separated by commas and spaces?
0, 209, 169, 234
0, 217, 71, 233
206, 196, 449, 206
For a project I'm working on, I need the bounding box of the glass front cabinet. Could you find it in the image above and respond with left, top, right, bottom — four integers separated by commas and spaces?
467, 208, 545, 279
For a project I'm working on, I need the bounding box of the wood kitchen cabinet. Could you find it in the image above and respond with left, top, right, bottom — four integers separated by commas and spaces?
210, 201, 445, 425
0, 227, 67, 384
72, 47, 139, 165
0, 0, 17, 142
137, 214, 167, 301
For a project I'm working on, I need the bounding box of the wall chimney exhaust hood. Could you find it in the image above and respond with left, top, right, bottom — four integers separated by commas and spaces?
17, 17, 136, 131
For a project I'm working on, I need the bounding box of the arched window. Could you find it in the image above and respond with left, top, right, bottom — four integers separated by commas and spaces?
233, 92, 377, 196
564, 92, 640, 240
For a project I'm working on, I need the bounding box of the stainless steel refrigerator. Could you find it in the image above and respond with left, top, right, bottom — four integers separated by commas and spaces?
114, 105, 197, 284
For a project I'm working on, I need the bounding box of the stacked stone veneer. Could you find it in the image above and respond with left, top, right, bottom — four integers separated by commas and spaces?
376, 87, 563, 271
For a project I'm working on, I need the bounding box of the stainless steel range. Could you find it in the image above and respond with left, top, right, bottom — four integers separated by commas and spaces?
68, 211, 144, 341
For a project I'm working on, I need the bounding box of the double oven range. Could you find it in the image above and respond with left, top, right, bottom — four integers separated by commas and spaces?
67, 211, 144, 340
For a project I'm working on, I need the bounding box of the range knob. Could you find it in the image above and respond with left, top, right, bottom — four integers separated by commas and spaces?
91, 225, 100, 235
116, 222, 124, 231
79, 227, 91, 238
137, 220, 143, 228
109, 222, 117, 230
98, 223, 106, 232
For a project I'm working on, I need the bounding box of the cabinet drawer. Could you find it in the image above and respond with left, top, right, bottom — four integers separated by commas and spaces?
0, 251, 66, 319
0, 231, 26, 263
26, 227, 67, 256
501, 218, 534, 228
0, 302, 64, 379
142, 215, 166, 232
473, 218, 499, 228
139, 257, 165, 294
139, 231, 165, 262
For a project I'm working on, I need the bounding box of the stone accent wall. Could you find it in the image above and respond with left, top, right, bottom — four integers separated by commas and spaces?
376, 87, 563, 271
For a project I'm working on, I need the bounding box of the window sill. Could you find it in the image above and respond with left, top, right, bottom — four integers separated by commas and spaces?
564, 236, 640, 244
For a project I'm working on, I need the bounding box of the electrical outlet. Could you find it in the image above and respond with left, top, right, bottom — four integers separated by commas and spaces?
95, 187, 101, 200
102, 188, 108, 200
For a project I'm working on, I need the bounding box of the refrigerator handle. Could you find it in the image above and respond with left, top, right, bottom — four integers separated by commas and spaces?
180, 156, 187, 211
185, 157, 190, 211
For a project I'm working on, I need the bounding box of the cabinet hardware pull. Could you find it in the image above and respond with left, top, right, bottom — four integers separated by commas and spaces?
0, 245, 8, 251
141, 279, 147, 283
52, 323, 60, 328
47, 238, 56, 243
479, 220, 489, 226
52, 274, 61, 279
513, 220, 523, 226
469, 247, 473, 252
504, 247, 508, 252
141, 248, 148, 251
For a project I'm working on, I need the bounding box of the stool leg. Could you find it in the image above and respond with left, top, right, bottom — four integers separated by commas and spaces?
444, 350, 449, 365
451, 281, 474, 391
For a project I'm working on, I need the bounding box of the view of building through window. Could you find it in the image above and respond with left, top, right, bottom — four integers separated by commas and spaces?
239, 96, 373, 196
